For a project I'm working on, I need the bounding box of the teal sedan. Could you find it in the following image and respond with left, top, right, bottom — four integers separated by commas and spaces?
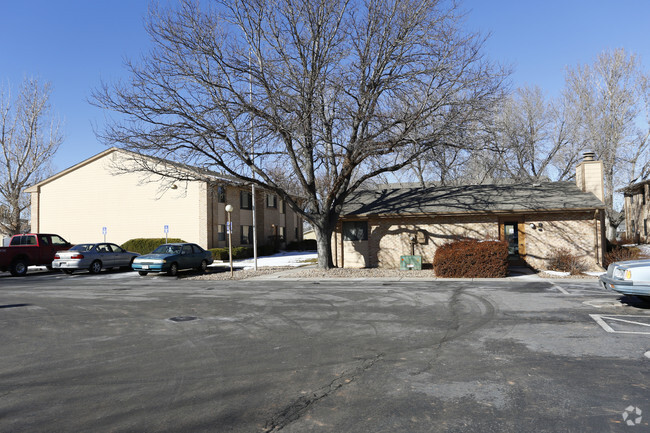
132, 243, 213, 276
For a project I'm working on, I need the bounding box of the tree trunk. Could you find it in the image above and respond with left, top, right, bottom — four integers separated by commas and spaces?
312, 217, 337, 270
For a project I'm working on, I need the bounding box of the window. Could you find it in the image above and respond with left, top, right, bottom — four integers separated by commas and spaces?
192, 244, 205, 253
342, 221, 368, 241
632, 220, 636, 234
217, 185, 226, 203
11, 235, 37, 246
241, 225, 253, 244
38, 235, 50, 246
295, 227, 299, 239
645, 219, 648, 236
278, 226, 285, 240
266, 193, 277, 208
240, 190, 252, 210
51, 235, 68, 245
280, 200, 286, 214
218, 224, 226, 241
181, 245, 192, 255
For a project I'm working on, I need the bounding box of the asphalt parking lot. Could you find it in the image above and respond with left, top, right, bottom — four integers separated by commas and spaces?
1, 271, 649, 432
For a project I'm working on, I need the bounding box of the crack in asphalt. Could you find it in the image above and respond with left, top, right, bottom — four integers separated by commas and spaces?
410, 287, 497, 376
263, 353, 384, 432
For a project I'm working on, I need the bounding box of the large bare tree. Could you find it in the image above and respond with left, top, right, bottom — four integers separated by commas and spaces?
483, 86, 585, 182
565, 48, 650, 240
0, 78, 63, 236
92, 0, 507, 268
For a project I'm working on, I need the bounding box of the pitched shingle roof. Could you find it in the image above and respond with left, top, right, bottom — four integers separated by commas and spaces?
341, 181, 604, 216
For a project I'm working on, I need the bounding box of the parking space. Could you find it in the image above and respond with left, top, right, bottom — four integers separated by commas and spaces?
1, 277, 649, 432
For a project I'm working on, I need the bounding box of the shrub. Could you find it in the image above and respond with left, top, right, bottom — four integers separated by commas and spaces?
287, 239, 317, 251
547, 248, 587, 275
433, 239, 509, 278
121, 238, 185, 255
209, 245, 278, 261
604, 246, 640, 268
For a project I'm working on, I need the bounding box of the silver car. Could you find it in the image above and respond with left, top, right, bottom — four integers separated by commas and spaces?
52, 243, 140, 274
599, 259, 650, 301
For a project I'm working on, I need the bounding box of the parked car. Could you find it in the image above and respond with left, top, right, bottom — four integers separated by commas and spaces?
0, 233, 71, 276
131, 243, 213, 276
599, 259, 650, 301
52, 243, 140, 274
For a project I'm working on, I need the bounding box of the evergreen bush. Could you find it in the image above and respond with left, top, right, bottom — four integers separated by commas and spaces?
121, 238, 185, 255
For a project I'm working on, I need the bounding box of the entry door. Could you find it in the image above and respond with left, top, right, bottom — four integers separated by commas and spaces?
504, 222, 519, 256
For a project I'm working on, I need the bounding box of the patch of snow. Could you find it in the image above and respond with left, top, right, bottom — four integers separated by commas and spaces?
541, 270, 570, 277
210, 251, 317, 270
584, 271, 605, 277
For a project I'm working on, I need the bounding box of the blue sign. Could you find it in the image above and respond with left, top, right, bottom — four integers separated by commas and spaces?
164, 225, 169, 234
226, 222, 232, 234
102, 227, 107, 235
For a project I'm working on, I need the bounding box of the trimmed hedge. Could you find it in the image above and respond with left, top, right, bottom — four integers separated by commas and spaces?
209, 244, 279, 261
121, 238, 185, 255
286, 239, 317, 251
433, 239, 509, 278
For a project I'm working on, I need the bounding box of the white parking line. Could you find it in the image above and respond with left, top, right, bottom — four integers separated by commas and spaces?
549, 281, 570, 295
590, 314, 650, 335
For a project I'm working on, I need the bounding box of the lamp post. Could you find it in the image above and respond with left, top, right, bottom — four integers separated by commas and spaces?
225, 204, 234, 278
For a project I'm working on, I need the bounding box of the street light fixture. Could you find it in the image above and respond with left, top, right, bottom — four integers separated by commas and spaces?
225, 204, 234, 278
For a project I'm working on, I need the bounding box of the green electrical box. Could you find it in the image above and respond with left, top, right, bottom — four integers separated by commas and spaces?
400, 255, 422, 270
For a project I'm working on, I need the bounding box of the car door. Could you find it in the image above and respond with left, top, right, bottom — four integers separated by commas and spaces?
96, 243, 114, 267
108, 244, 128, 267
179, 244, 194, 269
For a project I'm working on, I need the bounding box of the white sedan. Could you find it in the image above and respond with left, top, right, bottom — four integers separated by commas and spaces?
52, 243, 140, 274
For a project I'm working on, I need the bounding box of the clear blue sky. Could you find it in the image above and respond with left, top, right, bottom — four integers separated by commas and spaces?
2, 0, 649, 172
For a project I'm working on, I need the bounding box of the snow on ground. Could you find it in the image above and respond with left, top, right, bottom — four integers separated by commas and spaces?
636, 244, 650, 258
211, 250, 317, 270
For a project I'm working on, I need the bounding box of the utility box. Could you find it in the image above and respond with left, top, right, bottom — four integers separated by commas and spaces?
400, 255, 422, 270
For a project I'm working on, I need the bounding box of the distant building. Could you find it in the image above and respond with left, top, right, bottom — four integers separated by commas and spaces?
620, 180, 650, 243
26, 148, 303, 249
334, 152, 607, 270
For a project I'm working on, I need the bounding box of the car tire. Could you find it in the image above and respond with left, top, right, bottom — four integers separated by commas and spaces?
197, 260, 208, 272
9, 260, 28, 277
138, 271, 149, 276
89, 260, 102, 274
62, 269, 74, 275
167, 262, 179, 277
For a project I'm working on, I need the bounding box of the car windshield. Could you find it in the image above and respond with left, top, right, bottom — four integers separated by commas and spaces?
71, 244, 94, 252
152, 245, 182, 255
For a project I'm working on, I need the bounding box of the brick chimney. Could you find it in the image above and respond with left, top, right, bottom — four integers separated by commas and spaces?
576, 151, 604, 202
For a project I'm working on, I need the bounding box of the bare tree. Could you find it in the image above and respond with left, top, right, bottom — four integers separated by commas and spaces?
565, 48, 650, 240
92, 0, 507, 268
0, 78, 63, 235
478, 86, 585, 182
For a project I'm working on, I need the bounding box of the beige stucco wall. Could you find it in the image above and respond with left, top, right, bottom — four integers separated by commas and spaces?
524, 211, 603, 271
31, 151, 207, 247
335, 212, 604, 271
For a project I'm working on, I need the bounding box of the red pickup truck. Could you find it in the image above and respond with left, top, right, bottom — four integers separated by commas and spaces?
0, 233, 72, 276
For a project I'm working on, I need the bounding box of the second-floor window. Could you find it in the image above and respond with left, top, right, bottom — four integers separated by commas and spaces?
217, 186, 226, 203
266, 193, 277, 208
218, 224, 226, 241
240, 191, 252, 210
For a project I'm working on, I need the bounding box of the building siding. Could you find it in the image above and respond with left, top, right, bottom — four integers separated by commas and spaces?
32, 151, 204, 246
334, 212, 604, 271
29, 149, 304, 250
